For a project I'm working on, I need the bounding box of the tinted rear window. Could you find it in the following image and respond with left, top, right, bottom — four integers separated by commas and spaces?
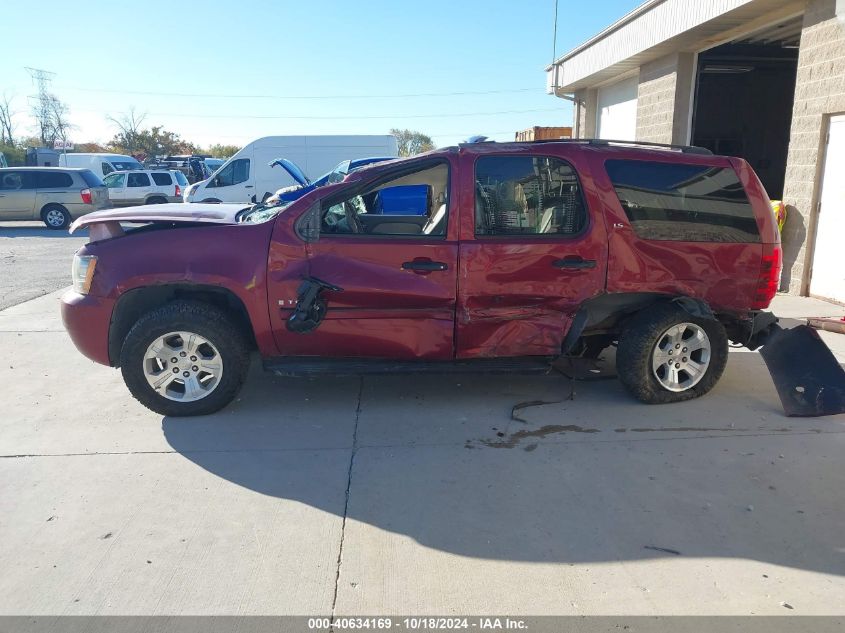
79, 169, 104, 188
605, 160, 760, 243
151, 172, 172, 186
36, 171, 73, 188
172, 170, 188, 186
127, 172, 151, 187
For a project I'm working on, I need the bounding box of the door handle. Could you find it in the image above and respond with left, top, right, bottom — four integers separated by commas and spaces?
402, 260, 448, 272
244, 185, 254, 189
552, 257, 597, 270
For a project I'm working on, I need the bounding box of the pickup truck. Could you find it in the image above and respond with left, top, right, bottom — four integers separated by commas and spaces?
61, 139, 845, 417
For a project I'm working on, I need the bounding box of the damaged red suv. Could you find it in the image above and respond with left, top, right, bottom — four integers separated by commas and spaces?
61, 139, 843, 418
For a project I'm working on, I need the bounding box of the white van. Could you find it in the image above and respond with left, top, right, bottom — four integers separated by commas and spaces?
58, 153, 144, 180
185, 135, 398, 204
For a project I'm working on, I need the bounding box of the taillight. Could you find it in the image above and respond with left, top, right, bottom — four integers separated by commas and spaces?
175, 184, 181, 197
80, 188, 92, 204
752, 244, 782, 309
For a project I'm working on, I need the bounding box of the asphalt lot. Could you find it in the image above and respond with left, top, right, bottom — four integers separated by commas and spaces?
1, 288, 845, 616
0, 222, 87, 310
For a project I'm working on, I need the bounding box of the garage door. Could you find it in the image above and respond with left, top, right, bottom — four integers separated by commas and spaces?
810, 115, 845, 304
597, 76, 638, 141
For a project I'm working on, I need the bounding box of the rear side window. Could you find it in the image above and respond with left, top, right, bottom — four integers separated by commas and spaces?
605, 159, 759, 243
151, 172, 172, 186
127, 173, 151, 187
36, 171, 73, 188
79, 169, 104, 188
0, 171, 36, 190
475, 155, 587, 236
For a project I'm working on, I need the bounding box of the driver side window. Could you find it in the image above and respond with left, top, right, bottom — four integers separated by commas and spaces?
209, 159, 250, 187
319, 162, 449, 238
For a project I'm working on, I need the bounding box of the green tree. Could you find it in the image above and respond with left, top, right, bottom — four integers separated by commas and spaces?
203, 144, 241, 158
0, 143, 25, 166
390, 128, 435, 157
108, 124, 196, 158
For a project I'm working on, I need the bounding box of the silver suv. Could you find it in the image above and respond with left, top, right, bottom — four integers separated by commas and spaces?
0, 167, 110, 229
102, 170, 186, 207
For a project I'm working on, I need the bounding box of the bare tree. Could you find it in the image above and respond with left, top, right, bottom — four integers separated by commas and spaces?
107, 108, 147, 153
31, 92, 73, 146
47, 95, 72, 144
0, 94, 16, 145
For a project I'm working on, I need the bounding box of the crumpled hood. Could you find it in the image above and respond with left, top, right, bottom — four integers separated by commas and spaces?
69, 203, 249, 233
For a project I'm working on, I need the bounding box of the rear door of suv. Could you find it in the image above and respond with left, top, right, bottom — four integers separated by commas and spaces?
589, 150, 770, 312
456, 146, 609, 358
126, 172, 153, 204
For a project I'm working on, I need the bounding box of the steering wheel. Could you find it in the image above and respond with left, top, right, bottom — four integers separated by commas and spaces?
344, 201, 365, 234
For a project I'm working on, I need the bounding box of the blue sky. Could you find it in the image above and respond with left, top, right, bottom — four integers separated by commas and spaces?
1, 0, 640, 149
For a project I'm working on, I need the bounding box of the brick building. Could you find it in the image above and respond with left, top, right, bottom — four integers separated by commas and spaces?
546, 0, 845, 302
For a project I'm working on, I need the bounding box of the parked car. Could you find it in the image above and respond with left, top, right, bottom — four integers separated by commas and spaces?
61, 139, 844, 418
184, 135, 398, 204
59, 153, 144, 180
265, 156, 395, 204
0, 167, 109, 229
103, 170, 184, 206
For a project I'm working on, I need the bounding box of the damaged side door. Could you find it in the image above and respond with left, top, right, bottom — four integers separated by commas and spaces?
456, 146, 608, 358
268, 157, 460, 360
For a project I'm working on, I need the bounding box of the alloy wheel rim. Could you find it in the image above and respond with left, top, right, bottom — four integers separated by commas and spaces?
651, 322, 711, 392
143, 331, 223, 402
46, 209, 65, 226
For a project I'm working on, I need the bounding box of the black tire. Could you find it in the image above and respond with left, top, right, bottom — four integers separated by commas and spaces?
41, 204, 71, 230
120, 301, 250, 416
200, 198, 222, 204
616, 304, 728, 404
146, 196, 167, 205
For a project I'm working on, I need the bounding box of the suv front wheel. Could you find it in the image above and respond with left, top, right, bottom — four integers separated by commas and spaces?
617, 304, 728, 404
120, 301, 250, 416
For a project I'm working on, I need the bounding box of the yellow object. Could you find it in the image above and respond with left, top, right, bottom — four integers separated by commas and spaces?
771, 200, 787, 233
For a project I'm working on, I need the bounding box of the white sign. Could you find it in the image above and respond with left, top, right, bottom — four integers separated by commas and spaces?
53, 140, 74, 150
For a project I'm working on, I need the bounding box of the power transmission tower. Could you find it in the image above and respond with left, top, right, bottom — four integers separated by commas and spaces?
25, 67, 66, 146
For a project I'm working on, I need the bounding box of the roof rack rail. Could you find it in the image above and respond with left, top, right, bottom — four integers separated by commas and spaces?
526, 138, 713, 155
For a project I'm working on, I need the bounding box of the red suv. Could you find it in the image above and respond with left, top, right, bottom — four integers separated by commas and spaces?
61, 140, 786, 417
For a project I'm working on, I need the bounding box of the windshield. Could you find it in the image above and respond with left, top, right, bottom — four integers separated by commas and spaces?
111, 160, 143, 171
310, 160, 352, 188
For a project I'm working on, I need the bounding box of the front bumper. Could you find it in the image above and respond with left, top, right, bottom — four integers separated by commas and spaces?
61, 290, 115, 366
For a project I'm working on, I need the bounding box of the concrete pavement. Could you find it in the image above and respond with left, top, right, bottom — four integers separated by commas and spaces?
0, 222, 87, 310
1, 290, 844, 615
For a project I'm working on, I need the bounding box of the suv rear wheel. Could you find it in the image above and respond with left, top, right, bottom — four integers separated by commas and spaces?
146, 196, 167, 205
617, 304, 728, 404
120, 301, 250, 416
41, 204, 71, 230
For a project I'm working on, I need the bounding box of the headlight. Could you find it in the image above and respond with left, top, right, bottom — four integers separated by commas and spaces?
72, 255, 97, 294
